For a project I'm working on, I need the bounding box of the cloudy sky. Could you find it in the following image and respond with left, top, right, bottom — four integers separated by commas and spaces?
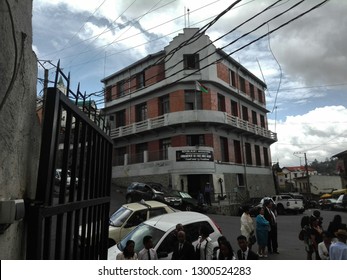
32, 0, 347, 167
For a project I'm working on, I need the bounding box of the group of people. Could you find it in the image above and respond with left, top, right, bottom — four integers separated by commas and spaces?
116, 235, 158, 260
240, 199, 278, 258
300, 211, 347, 260
115, 200, 347, 261
115, 222, 260, 260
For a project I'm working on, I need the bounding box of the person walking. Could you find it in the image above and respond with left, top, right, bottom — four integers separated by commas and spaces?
236, 235, 259, 260
255, 207, 270, 257
172, 231, 195, 260
116, 240, 138, 260
195, 225, 213, 260
240, 205, 255, 249
138, 235, 158, 260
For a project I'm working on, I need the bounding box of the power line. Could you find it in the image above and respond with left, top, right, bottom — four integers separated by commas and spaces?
66, 0, 139, 68
87, 0, 302, 107
40, 0, 176, 60
60, 0, 224, 67
74, 0, 167, 72
51, 0, 109, 60
94, 0, 283, 100
46, 0, 331, 109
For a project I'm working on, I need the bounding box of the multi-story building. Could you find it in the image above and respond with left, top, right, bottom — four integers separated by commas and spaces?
102, 28, 277, 201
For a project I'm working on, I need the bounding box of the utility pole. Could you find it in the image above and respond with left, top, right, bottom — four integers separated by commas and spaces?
304, 152, 311, 195
294, 151, 311, 195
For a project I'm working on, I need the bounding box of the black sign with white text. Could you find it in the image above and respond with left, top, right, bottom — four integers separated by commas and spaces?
176, 150, 214, 162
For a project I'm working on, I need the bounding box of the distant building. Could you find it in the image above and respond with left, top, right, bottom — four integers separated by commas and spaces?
275, 166, 317, 193
102, 28, 277, 200
295, 175, 343, 196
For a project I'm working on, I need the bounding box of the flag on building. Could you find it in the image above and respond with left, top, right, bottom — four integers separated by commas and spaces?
195, 81, 208, 93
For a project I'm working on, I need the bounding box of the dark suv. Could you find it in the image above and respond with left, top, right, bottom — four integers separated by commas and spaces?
125, 182, 182, 208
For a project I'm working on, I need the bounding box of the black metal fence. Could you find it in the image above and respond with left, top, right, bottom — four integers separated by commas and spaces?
26, 63, 113, 259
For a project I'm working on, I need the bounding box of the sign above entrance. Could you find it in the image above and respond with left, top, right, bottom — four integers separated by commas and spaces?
176, 150, 214, 162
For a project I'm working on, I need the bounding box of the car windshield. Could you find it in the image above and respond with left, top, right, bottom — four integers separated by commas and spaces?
117, 223, 165, 253
109, 207, 133, 227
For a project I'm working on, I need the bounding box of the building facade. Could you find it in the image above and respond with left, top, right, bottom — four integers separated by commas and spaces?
102, 28, 277, 201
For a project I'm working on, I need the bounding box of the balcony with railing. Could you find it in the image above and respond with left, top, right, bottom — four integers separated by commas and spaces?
110, 110, 277, 142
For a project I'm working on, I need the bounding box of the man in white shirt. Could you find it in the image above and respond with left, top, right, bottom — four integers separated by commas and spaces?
329, 228, 347, 260
138, 235, 158, 260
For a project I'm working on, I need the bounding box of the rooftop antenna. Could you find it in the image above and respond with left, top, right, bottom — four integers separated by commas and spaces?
184, 6, 186, 28
187, 8, 190, 27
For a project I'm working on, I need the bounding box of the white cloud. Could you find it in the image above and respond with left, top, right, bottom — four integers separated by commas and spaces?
270, 106, 347, 167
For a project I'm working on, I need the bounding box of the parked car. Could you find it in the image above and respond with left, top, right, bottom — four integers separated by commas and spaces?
271, 195, 304, 215
319, 198, 337, 210
333, 194, 347, 211
306, 199, 319, 209
108, 200, 177, 247
55, 168, 71, 186
54, 169, 79, 194
281, 192, 309, 209
125, 182, 182, 208
108, 211, 223, 260
170, 190, 208, 212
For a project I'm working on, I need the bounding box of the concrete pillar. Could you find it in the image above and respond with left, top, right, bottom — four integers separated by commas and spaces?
0, 0, 40, 259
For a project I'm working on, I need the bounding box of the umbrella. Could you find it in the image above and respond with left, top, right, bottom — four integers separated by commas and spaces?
320, 193, 332, 199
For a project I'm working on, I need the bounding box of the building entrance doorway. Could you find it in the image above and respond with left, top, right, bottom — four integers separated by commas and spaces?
187, 174, 211, 199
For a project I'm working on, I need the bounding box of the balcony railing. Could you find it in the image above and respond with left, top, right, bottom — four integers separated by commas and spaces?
110, 111, 277, 142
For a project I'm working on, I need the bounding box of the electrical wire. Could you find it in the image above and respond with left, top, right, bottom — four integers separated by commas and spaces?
56, 0, 232, 65
80, 0, 307, 106
40, 0, 176, 60
76, 0, 167, 72
51, 0, 109, 60
1, 0, 26, 112
41, 0, 332, 110
66, 0, 139, 68
92, 0, 272, 98
267, 22, 283, 114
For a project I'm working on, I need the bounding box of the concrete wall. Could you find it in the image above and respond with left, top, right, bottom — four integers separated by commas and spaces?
0, 0, 40, 259
309, 175, 343, 195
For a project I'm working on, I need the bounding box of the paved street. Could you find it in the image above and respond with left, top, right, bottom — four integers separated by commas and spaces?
110, 187, 347, 260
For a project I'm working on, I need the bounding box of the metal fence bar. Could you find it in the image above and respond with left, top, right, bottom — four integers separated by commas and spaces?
26, 63, 112, 260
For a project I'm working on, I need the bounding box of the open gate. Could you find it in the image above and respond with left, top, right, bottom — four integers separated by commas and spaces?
26, 63, 113, 259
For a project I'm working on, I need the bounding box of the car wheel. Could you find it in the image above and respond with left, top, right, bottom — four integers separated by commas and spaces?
126, 196, 132, 203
